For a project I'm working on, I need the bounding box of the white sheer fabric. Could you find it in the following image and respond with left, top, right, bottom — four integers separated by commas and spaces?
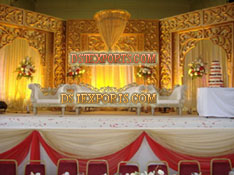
40, 129, 142, 159
0, 38, 42, 110
91, 65, 136, 88
183, 40, 228, 111
1, 129, 234, 160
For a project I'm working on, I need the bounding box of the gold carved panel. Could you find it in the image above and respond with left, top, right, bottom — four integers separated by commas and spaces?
67, 19, 159, 87
203, 3, 234, 25
0, 5, 23, 25
81, 33, 144, 51
160, 2, 234, 88
0, 25, 46, 65
177, 23, 233, 86
0, 4, 66, 87
179, 23, 232, 69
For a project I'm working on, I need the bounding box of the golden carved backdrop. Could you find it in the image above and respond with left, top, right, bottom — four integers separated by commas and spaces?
0, 4, 66, 88
0, 4, 66, 110
160, 3, 234, 88
0, 38, 42, 110
184, 40, 228, 110
66, 19, 159, 88
0, 3, 234, 110
82, 33, 144, 88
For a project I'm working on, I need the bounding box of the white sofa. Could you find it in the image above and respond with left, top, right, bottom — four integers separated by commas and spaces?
148, 85, 186, 115
28, 83, 146, 115
28, 83, 73, 115
73, 83, 145, 115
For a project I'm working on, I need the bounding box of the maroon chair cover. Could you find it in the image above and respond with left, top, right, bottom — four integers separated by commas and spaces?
179, 162, 200, 175
119, 164, 139, 174
87, 163, 108, 175
25, 164, 45, 175
147, 164, 168, 175
211, 160, 232, 175
0, 160, 17, 175
57, 161, 78, 175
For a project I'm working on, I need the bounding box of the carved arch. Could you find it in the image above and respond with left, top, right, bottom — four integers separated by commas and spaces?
0, 25, 46, 65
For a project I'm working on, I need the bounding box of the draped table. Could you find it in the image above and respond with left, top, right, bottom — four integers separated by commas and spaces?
197, 88, 234, 117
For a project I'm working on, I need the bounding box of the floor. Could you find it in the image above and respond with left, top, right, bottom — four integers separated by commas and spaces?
0, 110, 233, 129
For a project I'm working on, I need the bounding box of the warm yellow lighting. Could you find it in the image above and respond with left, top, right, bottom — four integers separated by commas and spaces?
0, 39, 42, 109
91, 65, 136, 89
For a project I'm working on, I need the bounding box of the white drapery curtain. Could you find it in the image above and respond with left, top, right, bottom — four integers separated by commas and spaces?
90, 10, 134, 89
1, 129, 234, 158
0, 38, 42, 110
40, 129, 142, 159
91, 65, 136, 88
183, 40, 228, 111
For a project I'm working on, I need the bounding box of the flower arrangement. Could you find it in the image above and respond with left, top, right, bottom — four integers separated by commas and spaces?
67, 65, 85, 79
16, 57, 36, 81
30, 172, 40, 175
188, 59, 206, 79
116, 169, 164, 175
191, 173, 202, 175
137, 65, 153, 79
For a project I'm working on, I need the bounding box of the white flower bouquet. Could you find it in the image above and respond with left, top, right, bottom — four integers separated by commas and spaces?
16, 57, 36, 81
188, 59, 206, 79
67, 65, 85, 79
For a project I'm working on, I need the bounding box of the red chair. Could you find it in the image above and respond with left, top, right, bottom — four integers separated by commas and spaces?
0, 159, 17, 175
178, 160, 201, 175
117, 161, 139, 174
57, 158, 79, 175
210, 158, 232, 175
86, 160, 109, 175
147, 161, 169, 175
24, 160, 46, 175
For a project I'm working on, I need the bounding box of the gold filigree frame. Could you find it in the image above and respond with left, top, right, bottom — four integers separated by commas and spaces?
0, 4, 66, 87
160, 3, 234, 88
66, 19, 159, 87
177, 23, 233, 86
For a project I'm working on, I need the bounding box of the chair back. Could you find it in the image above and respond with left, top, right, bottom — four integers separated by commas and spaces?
57, 158, 78, 175
86, 160, 109, 175
211, 158, 232, 175
178, 160, 201, 175
25, 160, 45, 175
147, 161, 169, 175
169, 85, 185, 100
117, 161, 139, 174
0, 159, 17, 175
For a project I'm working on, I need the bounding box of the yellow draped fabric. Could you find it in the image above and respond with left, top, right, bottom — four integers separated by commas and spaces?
90, 65, 136, 88
0, 38, 42, 110
89, 10, 133, 88
184, 40, 228, 111
94, 10, 130, 50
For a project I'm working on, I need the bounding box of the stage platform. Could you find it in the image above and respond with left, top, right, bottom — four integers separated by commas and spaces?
0, 111, 233, 129
0, 111, 234, 175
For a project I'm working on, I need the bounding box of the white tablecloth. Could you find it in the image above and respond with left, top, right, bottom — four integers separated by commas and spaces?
197, 88, 234, 117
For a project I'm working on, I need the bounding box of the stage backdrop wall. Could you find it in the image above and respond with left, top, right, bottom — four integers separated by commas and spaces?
0, 3, 234, 109
183, 39, 228, 110
66, 19, 159, 89
0, 38, 42, 110
160, 3, 234, 89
